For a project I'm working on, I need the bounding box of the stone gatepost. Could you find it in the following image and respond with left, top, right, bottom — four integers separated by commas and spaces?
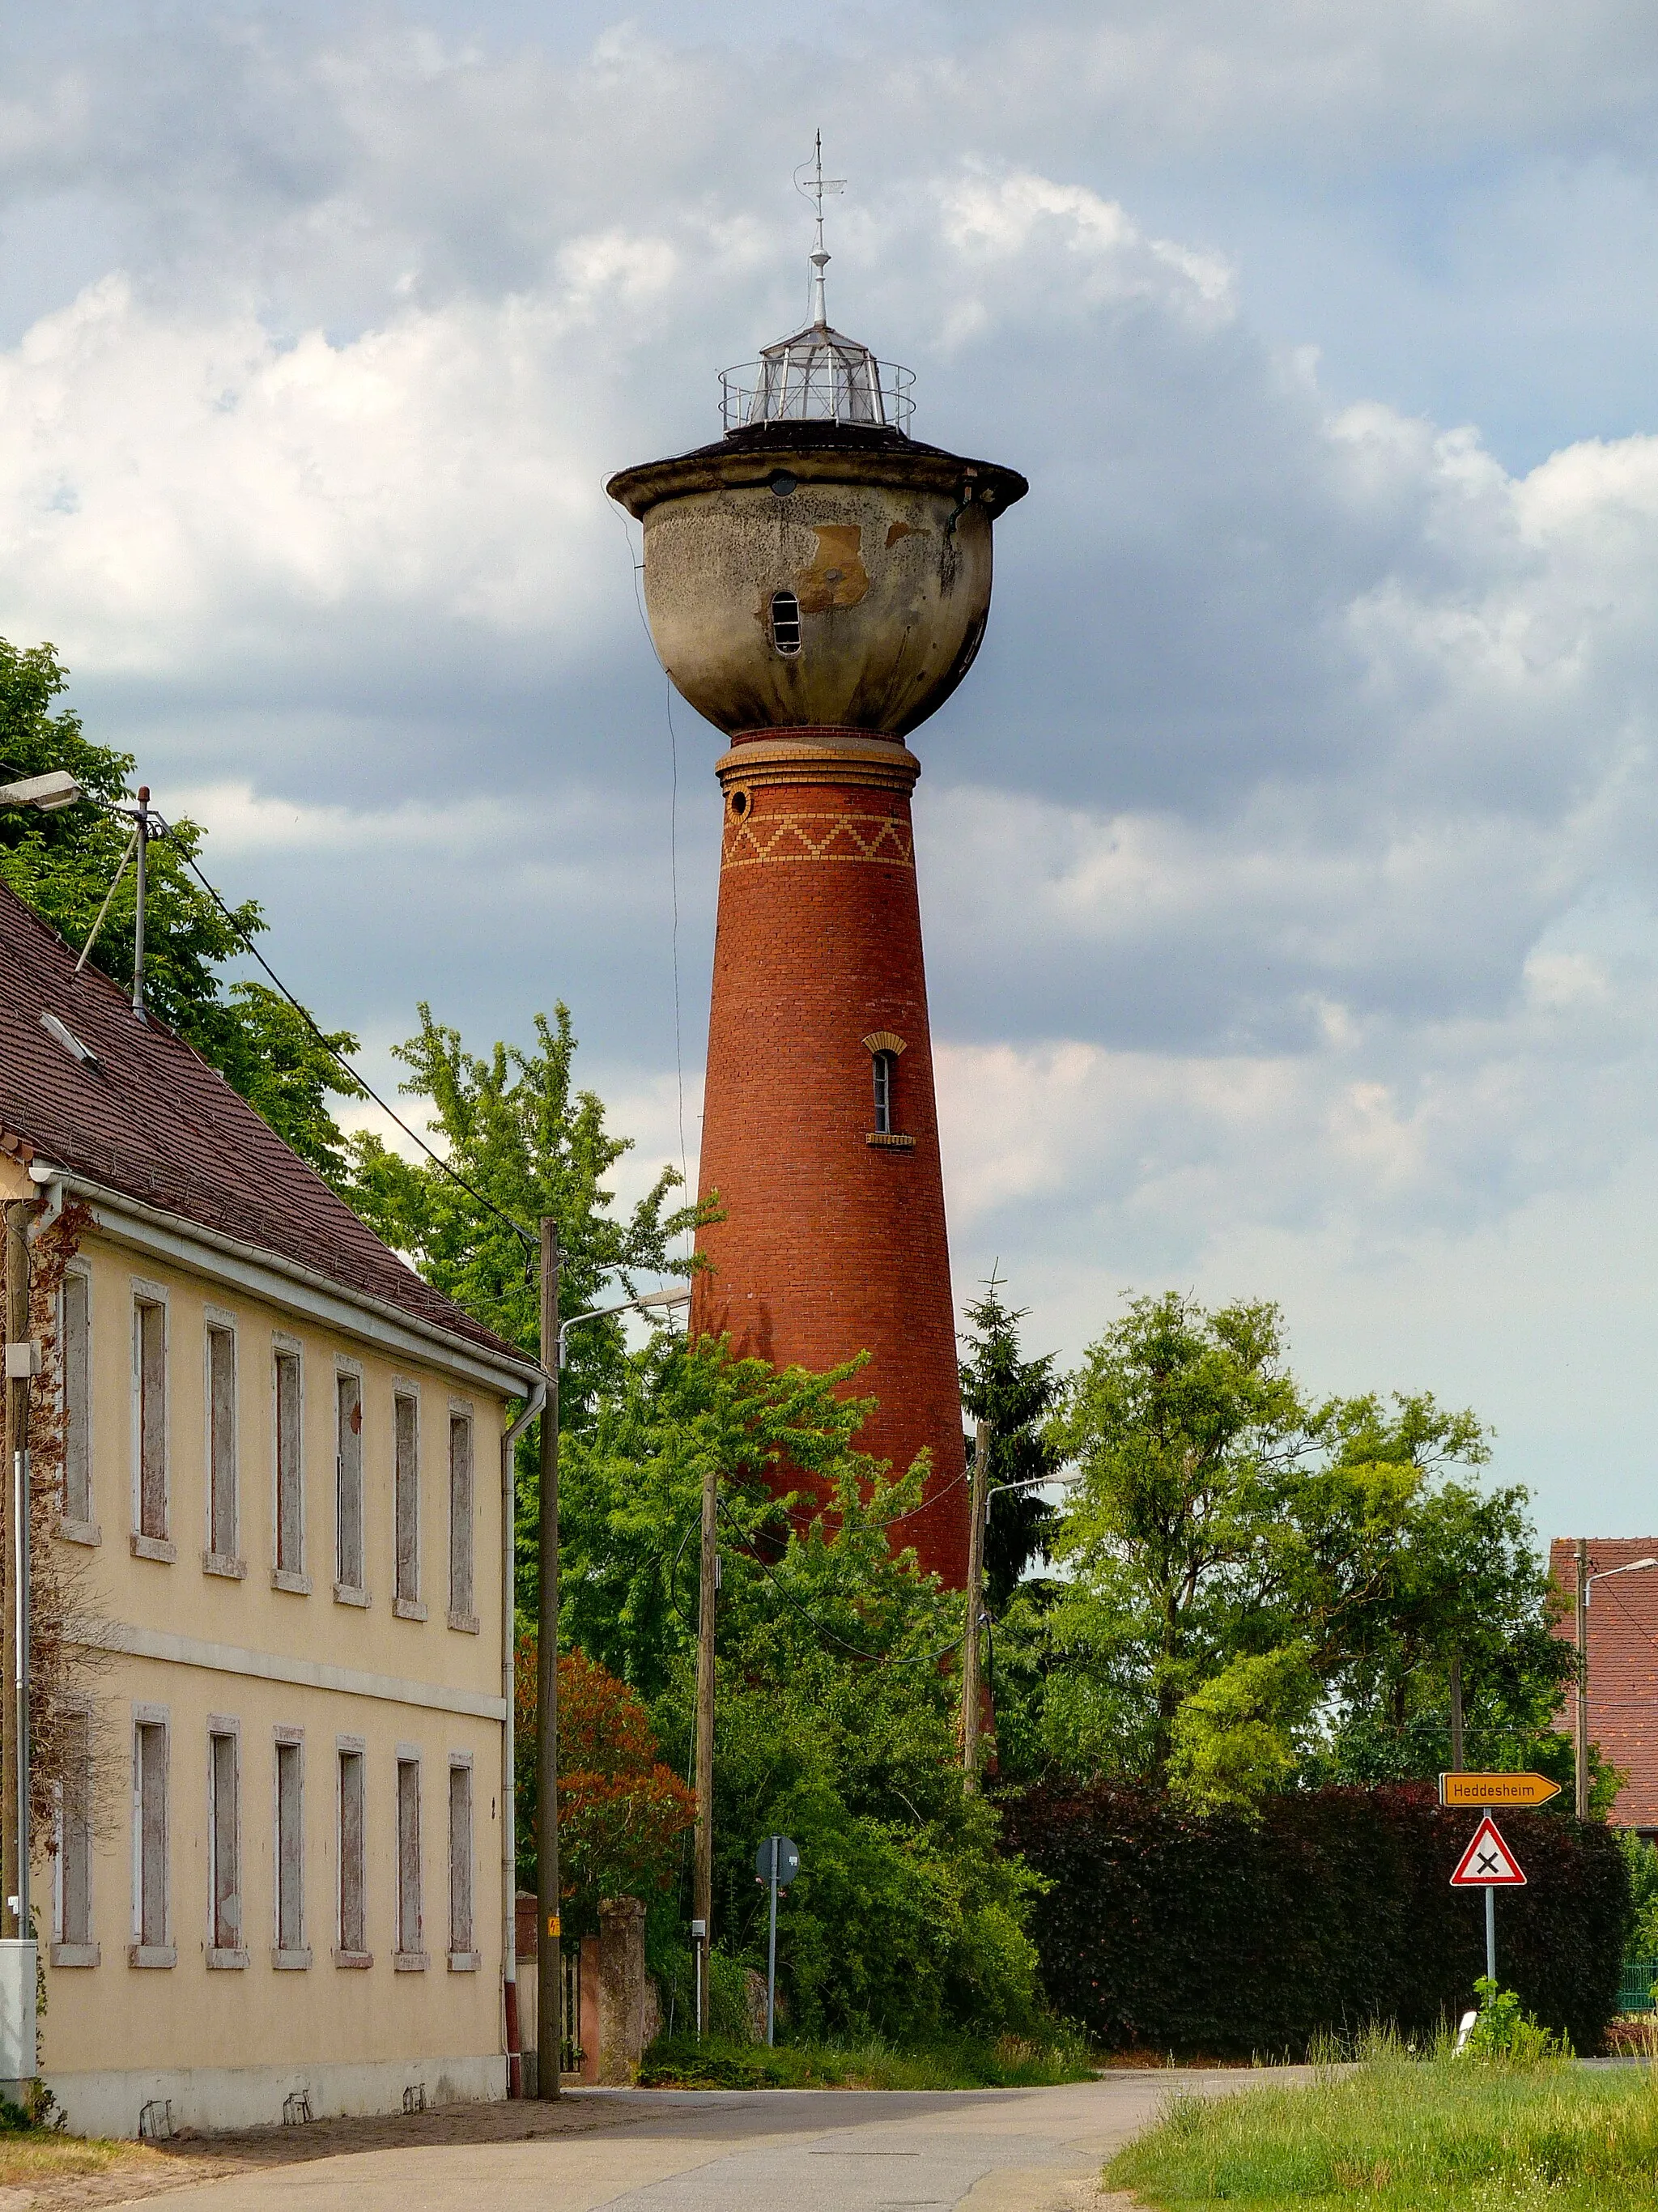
596, 1897, 648, 2084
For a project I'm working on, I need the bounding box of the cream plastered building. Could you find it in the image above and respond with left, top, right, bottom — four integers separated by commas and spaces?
0, 883, 541, 2136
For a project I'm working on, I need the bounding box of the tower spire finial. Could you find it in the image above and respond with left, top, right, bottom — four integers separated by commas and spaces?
794, 130, 844, 330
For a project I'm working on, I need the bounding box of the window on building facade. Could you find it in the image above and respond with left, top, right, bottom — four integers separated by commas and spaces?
134, 1716, 169, 1956
396, 1757, 423, 1963
335, 1372, 363, 1593
393, 1393, 419, 1610
770, 588, 802, 654
134, 1297, 167, 1541
206, 1325, 237, 1563
208, 1725, 242, 1960
449, 1413, 474, 1627
448, 1760, 473, 1961
57, 1708, 93, 1952
337, 1747, 367, 1959
61, 1271, 91, 1526
274, 1350, 303, 1578
275, 1736, 304, 1958
872, 1049, 895, 1134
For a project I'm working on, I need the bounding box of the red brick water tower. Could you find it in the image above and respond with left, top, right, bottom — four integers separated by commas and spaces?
608, 206, 1025, 1588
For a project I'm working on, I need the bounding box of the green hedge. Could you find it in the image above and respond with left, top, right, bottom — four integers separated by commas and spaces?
1001, 1782, 1630, 2057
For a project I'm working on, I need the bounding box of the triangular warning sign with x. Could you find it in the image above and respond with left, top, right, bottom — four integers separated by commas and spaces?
1450, 1813, 1528, 1888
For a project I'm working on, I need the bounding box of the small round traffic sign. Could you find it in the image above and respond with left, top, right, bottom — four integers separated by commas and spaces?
755, 1835, 800, 1887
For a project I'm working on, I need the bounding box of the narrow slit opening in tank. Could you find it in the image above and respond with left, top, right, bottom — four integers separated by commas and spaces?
770, 589, 802, 655
872, 1050, 895, 1135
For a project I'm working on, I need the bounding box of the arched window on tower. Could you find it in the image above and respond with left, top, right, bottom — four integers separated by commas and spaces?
770, 589, 802, 655
871, 1050, 895, 1134
862, 1031, 915, 1149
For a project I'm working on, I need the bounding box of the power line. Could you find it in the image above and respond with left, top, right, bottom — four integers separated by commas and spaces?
717, 1494, 964, 1667
171, 835, 537, 1257
767, 1457, 973, 1537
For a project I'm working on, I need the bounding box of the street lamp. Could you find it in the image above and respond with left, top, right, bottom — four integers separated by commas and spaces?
1575, 1546, 1658, 1818
0, 768, 158, 1019
0, 770, 83, 814
558, 1284, 691, 1367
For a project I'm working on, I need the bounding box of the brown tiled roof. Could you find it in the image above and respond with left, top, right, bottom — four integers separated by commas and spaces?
1550, 1536, 1658, 1830
0, 880, 530, 1376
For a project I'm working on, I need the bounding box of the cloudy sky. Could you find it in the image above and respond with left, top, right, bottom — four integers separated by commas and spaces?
6, 1, 1658, 1542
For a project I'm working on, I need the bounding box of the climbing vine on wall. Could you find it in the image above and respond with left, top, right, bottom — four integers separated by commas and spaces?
22, 1200, 115, 1852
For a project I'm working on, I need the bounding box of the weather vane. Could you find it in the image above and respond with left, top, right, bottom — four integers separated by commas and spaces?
793, 130, 845, 328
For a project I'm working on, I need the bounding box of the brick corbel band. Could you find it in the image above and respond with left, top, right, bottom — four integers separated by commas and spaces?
717, 726, 921, 797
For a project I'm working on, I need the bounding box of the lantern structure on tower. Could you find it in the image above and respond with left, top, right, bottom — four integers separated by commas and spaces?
607, 152, 1026, 1585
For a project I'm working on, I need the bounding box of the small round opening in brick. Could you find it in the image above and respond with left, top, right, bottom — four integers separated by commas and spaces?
770, 589, 802, 655
730, 789, 750, 819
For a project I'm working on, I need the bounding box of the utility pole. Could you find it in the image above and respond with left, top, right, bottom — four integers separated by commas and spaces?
1575, 1536, 1590, 1821
962, 1419, 989, 1795
535, 1221, 562, 2099
1448, 1650, 1465, 1774
692, 1451, 717, 2032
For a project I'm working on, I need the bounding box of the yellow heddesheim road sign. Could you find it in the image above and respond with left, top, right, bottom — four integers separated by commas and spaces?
1439, 1772, 1562, 1809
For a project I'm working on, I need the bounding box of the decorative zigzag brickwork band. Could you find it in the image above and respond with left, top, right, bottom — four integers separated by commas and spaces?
721, 811, 916, 869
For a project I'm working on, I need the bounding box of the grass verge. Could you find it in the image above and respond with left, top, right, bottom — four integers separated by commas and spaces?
637, 2030, 1093, 2091
0, 2133, 162, 2189
1107, 2048, 1658, 2210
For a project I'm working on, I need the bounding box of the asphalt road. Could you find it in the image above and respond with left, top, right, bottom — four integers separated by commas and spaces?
147, 2074, 1280, 2212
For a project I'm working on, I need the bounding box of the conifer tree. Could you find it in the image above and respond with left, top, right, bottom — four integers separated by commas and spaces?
959, 1272, 1062, 1610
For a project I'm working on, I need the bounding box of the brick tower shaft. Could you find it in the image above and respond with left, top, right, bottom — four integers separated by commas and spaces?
695, 727, 965, 1585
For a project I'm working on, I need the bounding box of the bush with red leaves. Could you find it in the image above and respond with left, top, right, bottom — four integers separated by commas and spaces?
517, 1636, 695, 1927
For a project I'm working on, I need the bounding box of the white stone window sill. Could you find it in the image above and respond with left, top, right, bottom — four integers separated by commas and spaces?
392, 1597, 427, 1623
334, 1582, 371, 1609
129, 1943, 176, 1969
271, 1568, 312, 1596
202, 1551, 247, 1580
271, 1946, 312, 1970
206, 1946, 249, 1970
50, 1941, 99, 1968
393, 1950, 429, 1973
447, 1950, 480, 1973
333, 1947, 373, 1970
57, 1517, 101, 1548
130, 1533, 176, 1564
448, 1610, 481, 1636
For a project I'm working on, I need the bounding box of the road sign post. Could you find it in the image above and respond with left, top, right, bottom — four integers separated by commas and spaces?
690, 1916, 707, 2043
755, 1836, 799, 2048
1449, 1813, 1527, 1991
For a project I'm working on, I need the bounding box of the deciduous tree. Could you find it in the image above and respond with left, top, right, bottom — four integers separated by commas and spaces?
0, 636, 362, 1179
1037, 1292, 1572, 1814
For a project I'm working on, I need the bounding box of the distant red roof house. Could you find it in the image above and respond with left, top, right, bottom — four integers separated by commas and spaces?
0, 877, 532, 1381
1550, 1537, 1658, 1836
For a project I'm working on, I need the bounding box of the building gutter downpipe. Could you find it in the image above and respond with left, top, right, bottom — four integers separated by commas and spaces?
500, 1373, 546, 2097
